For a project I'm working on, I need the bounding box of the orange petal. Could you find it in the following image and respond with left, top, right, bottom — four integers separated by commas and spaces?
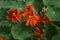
26, 19, 30, 26
22, 11, 27, 17
34, 15, 40, 21
37, 33, 43, 39
34, 31, 38, 35
32, 18, 37, 26
6, 16, 10, 20
34, 31, 40, 36
34, 31, 42, 39
25, 4, 32, 10
35, 27, 41, 33
7, 9, 18, 14
42, 19, 48, 24
16, 15, 21, 21
12, 17, 17, 23
30, 20, 33, 27
13, 9, 19, 14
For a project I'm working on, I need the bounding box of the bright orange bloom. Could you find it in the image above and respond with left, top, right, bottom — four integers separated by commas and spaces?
6, 9, 21, 23
0, 37, 3, 40
22, 5, 41, 27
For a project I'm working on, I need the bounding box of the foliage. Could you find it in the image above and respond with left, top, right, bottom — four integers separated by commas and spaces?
0, 0, 60, 40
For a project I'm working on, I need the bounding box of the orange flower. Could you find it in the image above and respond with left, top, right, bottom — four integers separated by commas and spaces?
34, 27, 43, 39
34, 31, 43, 39
0, 37, 3, 40
34, 27, 41, 33
6, 9, 21, 23
22, 5, 41, 27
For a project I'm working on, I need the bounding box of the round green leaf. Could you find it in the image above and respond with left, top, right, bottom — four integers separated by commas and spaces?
46, 7, 60, 21
43, 0, 60, 8
52, 34, 60, 40
11, 22, 33, 40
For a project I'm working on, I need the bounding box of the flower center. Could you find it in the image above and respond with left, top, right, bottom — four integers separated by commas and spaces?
12, 13, 16, 16
29, 16, 32, 19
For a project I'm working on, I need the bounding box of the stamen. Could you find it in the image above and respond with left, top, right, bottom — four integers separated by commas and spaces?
29, 16, 32, 19
12, 13, 16, 16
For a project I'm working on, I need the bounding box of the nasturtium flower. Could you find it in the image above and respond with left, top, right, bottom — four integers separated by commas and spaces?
34, 27, 43, 39
6, 9, 21, 23
0, 37, 3, 40
34, 27, 41, 33
22, 4, 41, 27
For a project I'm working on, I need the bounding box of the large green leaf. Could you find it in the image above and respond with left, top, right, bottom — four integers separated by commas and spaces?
0, 33, 11, 40
11, 21, 33, 40
32, 0, 42, 14
43, 24, 57, 40
0, 1, 26, 11
0, 9, 12, 27
52, 34, 60, 40
42, 0, 50, 5
0, 9, 7, 20
46, 7, 60, 21
51, 23, 60, 33
49, 0, 60, 8
0, 26, 11, 40
2, 20, 12, 27
0, 26, 11, 34
43, 0, 60, 8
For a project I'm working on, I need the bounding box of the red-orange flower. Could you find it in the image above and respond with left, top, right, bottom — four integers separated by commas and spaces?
34, 27, 43, 39
34, 27, 41, 33
22, 5, 41, 27
0, 37, 3, 40
6, 9, 21, 23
